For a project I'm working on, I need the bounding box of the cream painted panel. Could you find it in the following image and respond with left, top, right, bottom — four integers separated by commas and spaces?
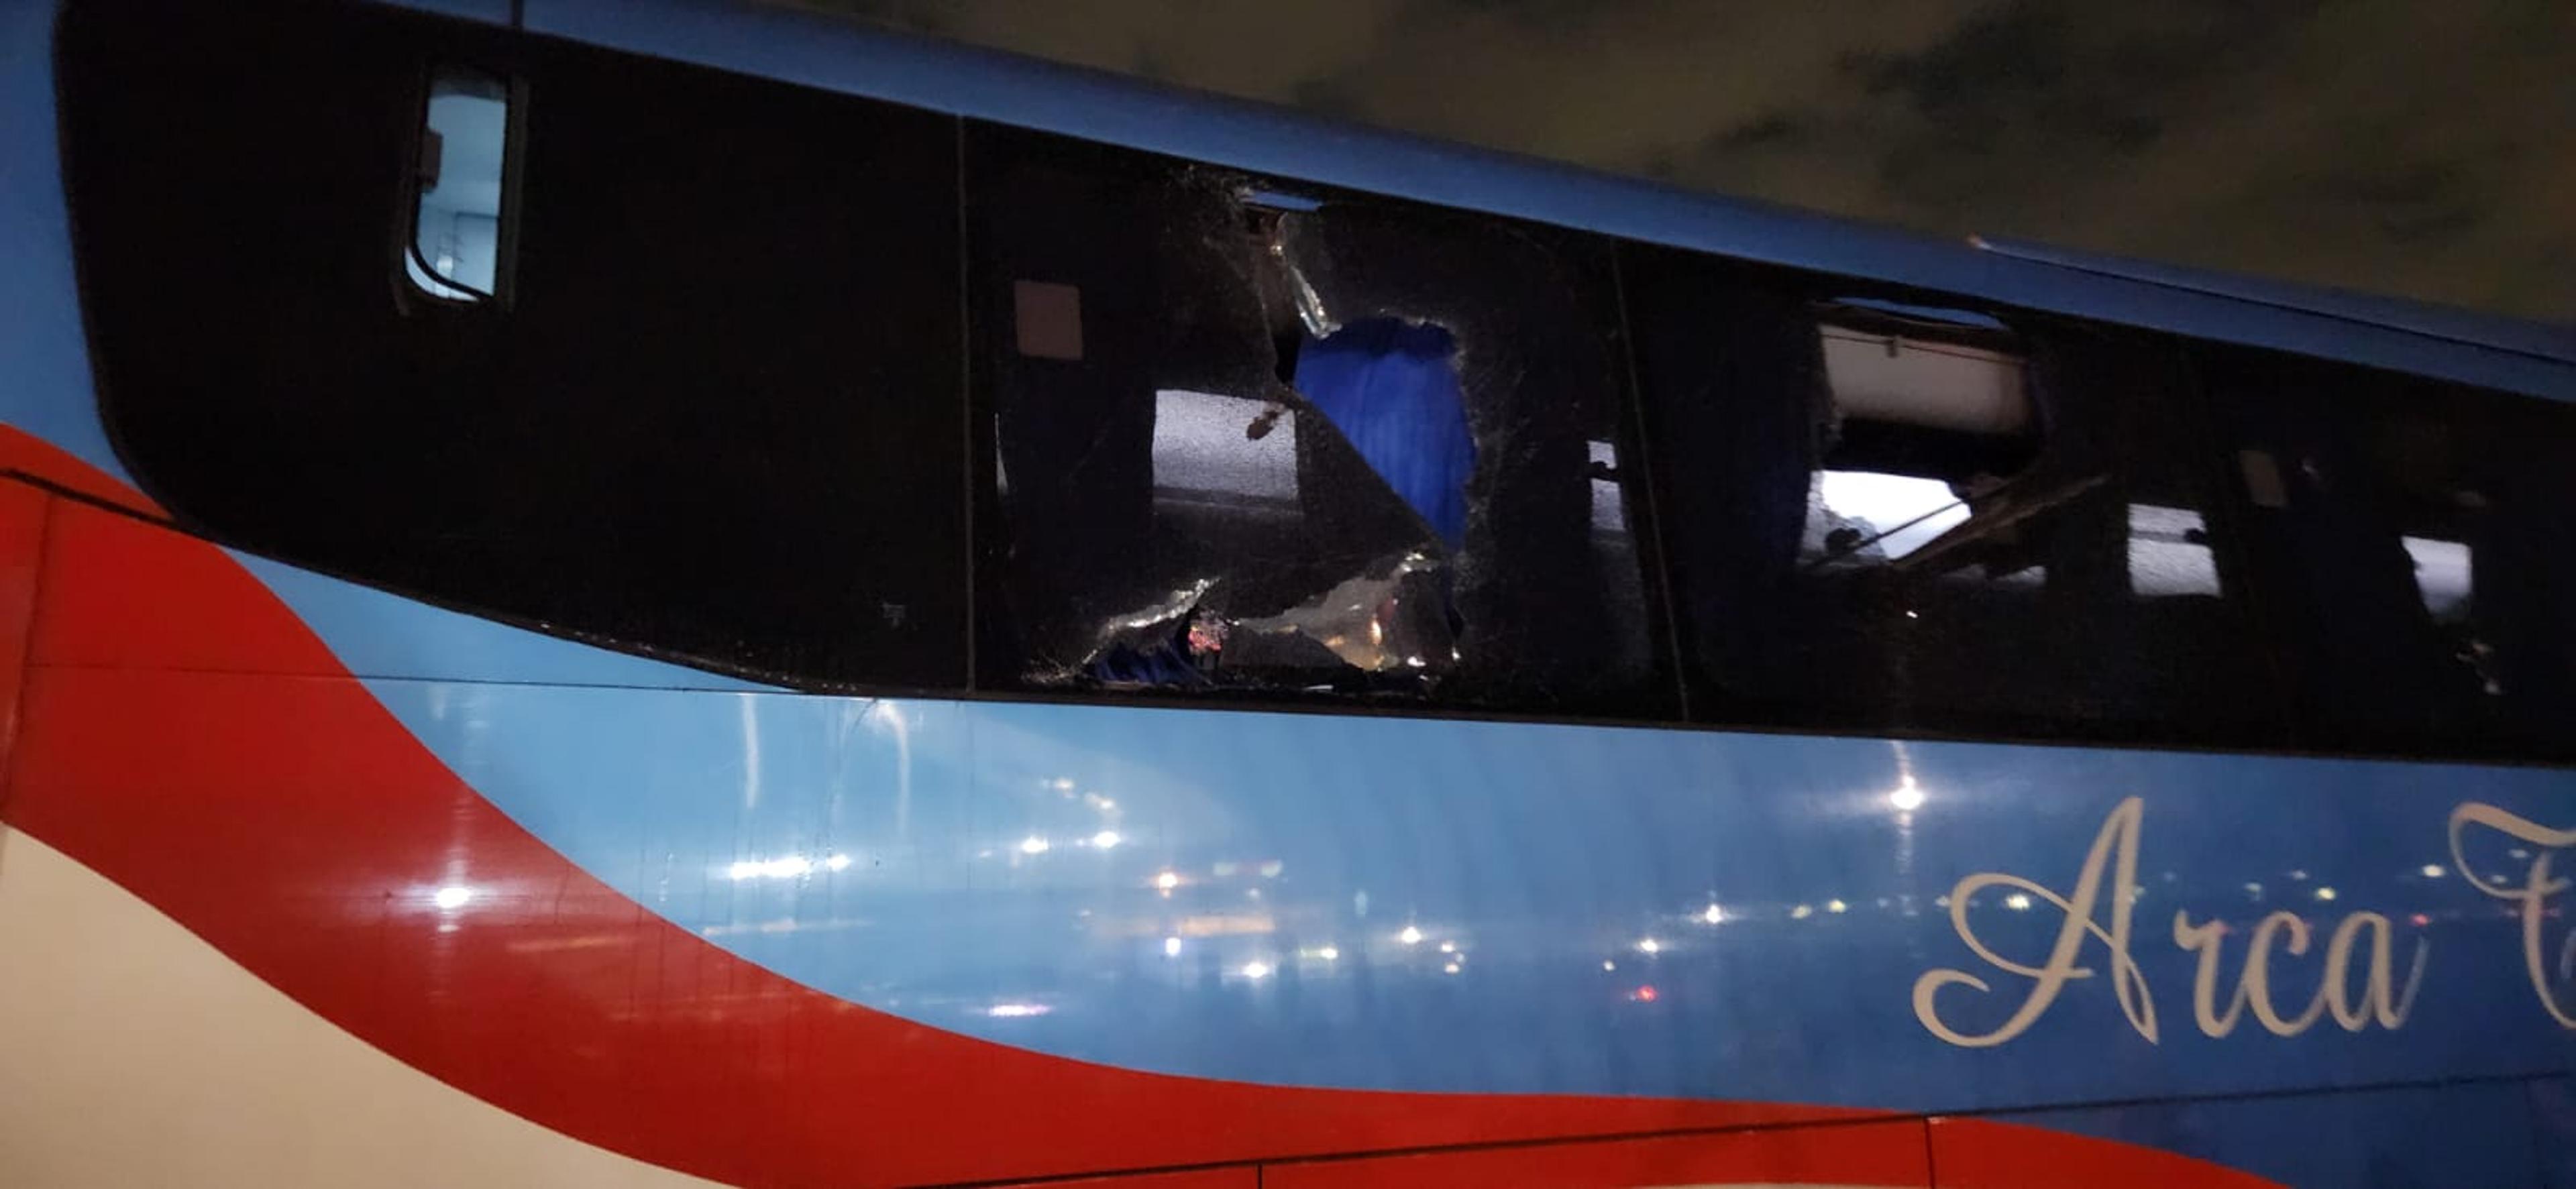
0, 827, 721, 1188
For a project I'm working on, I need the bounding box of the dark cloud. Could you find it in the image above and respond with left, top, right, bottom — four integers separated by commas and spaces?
787, 0, 2575, 323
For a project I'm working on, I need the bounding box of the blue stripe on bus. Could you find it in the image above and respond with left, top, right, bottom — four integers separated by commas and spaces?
237, 549, 773, 691
361, 675, 2576, 1112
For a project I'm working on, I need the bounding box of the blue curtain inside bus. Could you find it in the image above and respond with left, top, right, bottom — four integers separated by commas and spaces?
1293, 318, 1474, 550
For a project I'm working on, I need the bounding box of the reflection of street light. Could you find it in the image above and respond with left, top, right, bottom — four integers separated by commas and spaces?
1637, 938, 1661, 955
433, 885, 474, 910
1155, 870, 1180, 891
1399, 925, 1424, 946
1090, 830, 1122, 849
1240, 961, 1272, 980
1163, 936, 1182, 958
1888, 777, 1925, 811
1701, 903, 1724, 925
1018, 836, 1049, 855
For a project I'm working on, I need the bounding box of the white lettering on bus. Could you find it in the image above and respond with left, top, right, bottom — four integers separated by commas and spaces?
1910, 795, 2498, 1048
2450, 802, 2576, 1028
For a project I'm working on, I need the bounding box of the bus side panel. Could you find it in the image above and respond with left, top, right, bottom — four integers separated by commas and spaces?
0, 479, 44, 803
1933, 1082, 2543, 1188
1261, 1120, 1932, 1188
0, 495, 1838, 1189
2530, 1078, 2576, 1189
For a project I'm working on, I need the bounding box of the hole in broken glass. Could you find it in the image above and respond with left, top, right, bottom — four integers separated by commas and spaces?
1293, 318, 1473, 550
1079, 550, 1455, 687
1079, 312, 1472, 691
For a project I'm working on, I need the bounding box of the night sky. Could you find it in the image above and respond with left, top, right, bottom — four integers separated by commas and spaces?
800, 0, 2574, 325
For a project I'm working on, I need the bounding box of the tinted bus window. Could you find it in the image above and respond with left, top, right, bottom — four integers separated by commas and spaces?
58, 0, 966, 689
968, 128, 1666, 716
1627, 246, 2284, 746
2206, 349, 2576, 762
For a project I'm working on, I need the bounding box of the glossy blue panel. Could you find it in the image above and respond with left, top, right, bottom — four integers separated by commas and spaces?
366, 677, 2576, 1112
235, 549, 771, 690
1992, 1082, 2542, 1188
1976, 237, 2576, 367
525, 0, 2576, 401
2530, 1078, 2576, 1188
0, 0, 140, 482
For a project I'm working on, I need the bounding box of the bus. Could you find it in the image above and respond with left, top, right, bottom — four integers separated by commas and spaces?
4, 0, 2574, 1184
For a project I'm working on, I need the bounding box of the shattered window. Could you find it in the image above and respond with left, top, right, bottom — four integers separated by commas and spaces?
1627, 249, 2285, 746
971, 129, 1661, 713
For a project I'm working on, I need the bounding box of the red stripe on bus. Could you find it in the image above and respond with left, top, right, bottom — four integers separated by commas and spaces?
6, 494, 1876, 1186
